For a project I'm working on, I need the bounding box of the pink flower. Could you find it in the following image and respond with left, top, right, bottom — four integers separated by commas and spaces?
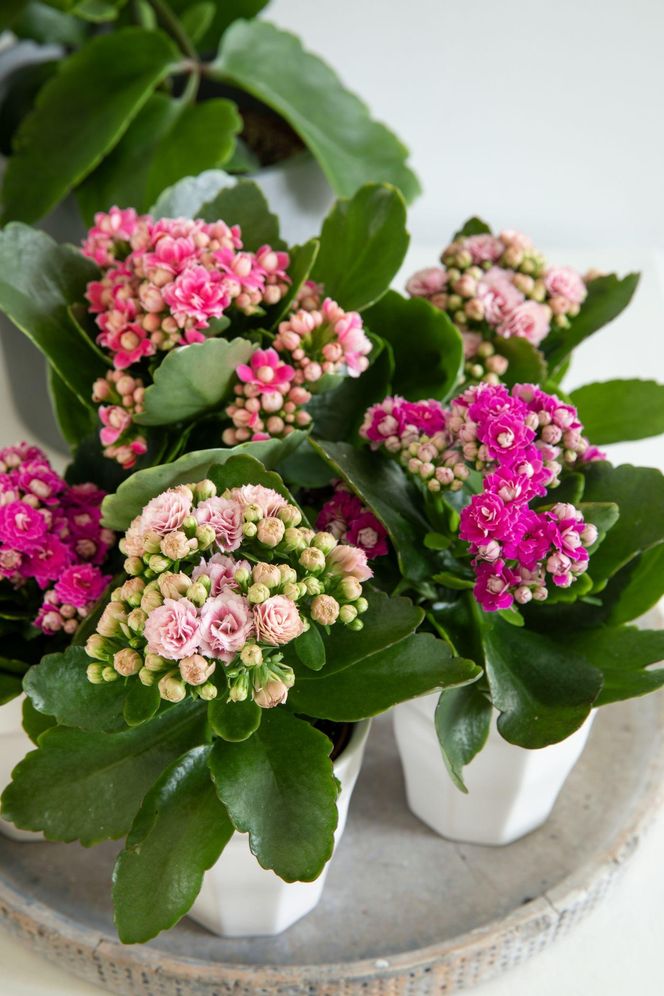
463, 234, 504, 264
144, 597, 201, 660
98, 405, 133, 446
406, 267, 448, 298
192, 552, 249, 596
162, 265, 230, 326
253, 594, 304, 646
141, 486, 193, 536
322, 299, 372, 377
16, 460, 64, 505
497, 301, 551, 346
346, 512, 389, 557
481, 411, 536, 462
473, 560, 520, 611
400, 400, 446, 436
24, 536, 71, 588
544, 266, 587, 305
199, 590, 254, 662
360, 397, 406, 445
144, 235, 196, 275
236, 348, 294, 392
0, 501, 47, 553
460, 493, 512, 545
195, 496, 243, 551
477, 269, 525, 324
326, 544, 373, 582
227, 485, 287, 518
54, 564, 110, 608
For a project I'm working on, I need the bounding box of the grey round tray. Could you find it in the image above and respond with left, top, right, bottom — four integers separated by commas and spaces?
0, 695, 662, 996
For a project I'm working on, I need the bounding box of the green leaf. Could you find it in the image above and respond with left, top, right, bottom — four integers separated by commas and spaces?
47, 365, 96, 449
434, 683, 492, 792
288, 632, 481, 721
197, 178, 283, 250
0, 224, 105, 405
208, 696, 261, 742
269, 239, 319, 327
293, 624, 326, 671
0, 0, 28, 29
209, 709, 339, 881
212, 21, 420, 203
169, 0, 270, 51
482, 620, 603, 748
606, 543, 664, 625
363, 291, 463, 401
2, 27, 178, 223
0, 673, 22, 705
23, 647, 129, 733
150, 168, 233, 218
543, 274, 640, 372
135, 338, 253, 427
101, 435, 305, 531
72, 0, 127, 21
112, 745, 233, 944
178, 1, 215, 44
1, 700, 206, 844
493, 337, 548, 389
433, 572, 474, 591
305, 340, 394, 442
22, 697, 56, 745
452, 217, 492, 239
570, 379, 664, 444
577, 501, 620, 553
207, 453, 299, 509
581, 463, 664, 585
312, 185, 409, 311
559, 626, 664, 706
13, 1, 88, 45
123, 680, 161, 727
310, 439, 434, 583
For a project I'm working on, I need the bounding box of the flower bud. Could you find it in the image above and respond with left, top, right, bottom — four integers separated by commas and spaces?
248, 582, 271, 604
228, 672, 250, 702
243, 521, 258, 538
159, 530, 190, 560
186, 581, 209, 607
195, 524, 216, 550
253, 678, 290, 709
113, 648, 143, 676
143, 531, 162, 555
240, 643, 263, 668
97, 601, 127, 637
140, 587, 164, 613
86, 662, 105, 684
157, 572, 190, 599
145, 653, 170, 672
303, 576, 323, 596
119, 577, 146, 607
338, 576, 363, 601
85, 633, 114, 662
355, 597, 369, 614
127, 608, 147, 634
158, 671, 187, 703
124, 556, 144, 576
339, 604, 358, 624
234, 566, 251, 585
282, 581, 301, 601
346, 619, 364, 631
278, 564, 297, 585
252, 563, 282, 588
310, 594, 340, 625
243, 503, 263, 523
102, 665, 120, 682
257, 516, 285, 548
195, 479, 217, 501
138, 667, 156, 686
181, 515, 198, 538
581, 523, 598, 547
180, 654, 215, 686
312, 531, 337, 555
278, 504, 303, 527
199, 682, 218, 701
148, 554, 170, 574
283, 527, 307, 552
299, 546, 326, 574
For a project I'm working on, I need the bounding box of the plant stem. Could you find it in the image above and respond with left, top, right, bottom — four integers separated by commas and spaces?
148, 0, 199, 62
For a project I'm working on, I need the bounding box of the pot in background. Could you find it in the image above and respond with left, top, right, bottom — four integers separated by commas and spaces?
393, 693, 595, 846
189, 718, 371, 937
0, 694, 42, 842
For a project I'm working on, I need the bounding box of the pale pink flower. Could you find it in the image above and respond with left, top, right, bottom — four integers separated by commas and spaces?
253, 594, 304, 646
144, 597, 201, 660
463, 234, 504, 264
140, 486, 193, 536
406, 267, 448, 298
544, 266, 587, 305
228, 484, 287, 518
199, 590, 254, 662
195, 496, 243, 551
192, 552, 249, 595
497, 300, 551, 346
477, 269, 525, 324
326, 544, 373, 582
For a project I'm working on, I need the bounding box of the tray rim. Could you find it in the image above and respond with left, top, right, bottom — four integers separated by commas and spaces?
0, 694, 663, 994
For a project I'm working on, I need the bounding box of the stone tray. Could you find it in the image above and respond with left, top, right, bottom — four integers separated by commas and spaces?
0, 695, 662, 996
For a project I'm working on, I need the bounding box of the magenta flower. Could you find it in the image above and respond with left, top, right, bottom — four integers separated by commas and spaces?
236, 348, 295, 392
162, 265, 230, 326
400, 400, 446, 436
346, 511, 389, 557
198, 590, 255, 662
144, 598, 201, 660
24, 536, 72, 589
473, 560, 521, 611
0, 501, 48, 553
54, 564, 110, 608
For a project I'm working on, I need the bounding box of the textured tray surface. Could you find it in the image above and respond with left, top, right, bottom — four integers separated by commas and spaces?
0, 695, 662, 995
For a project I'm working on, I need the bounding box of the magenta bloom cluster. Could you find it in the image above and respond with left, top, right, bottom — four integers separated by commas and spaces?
0, 443, 112, 635
316, 483, 389, 558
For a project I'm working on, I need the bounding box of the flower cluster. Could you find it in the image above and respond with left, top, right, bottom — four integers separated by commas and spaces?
316, 483, 388, 558
84, 480, 372, 708
223, 298, 373, 445
82, 207, 291, 464
0, 443, 112, 634
92, 370, 147, 469
406, 227, 588, 383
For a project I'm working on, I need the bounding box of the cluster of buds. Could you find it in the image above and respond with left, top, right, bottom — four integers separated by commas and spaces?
92, 370, 147, 469
223, 348, 312, 444
406, 225, 589, 381
316, 482, 389, 558
0, 443, 112, 635
85, 480, 372, 708
273, 297, 372, 382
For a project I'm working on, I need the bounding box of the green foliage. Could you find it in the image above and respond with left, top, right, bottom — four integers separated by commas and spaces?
112, 745, 233, 943
196, 178, 284, 250
22, 697, 56, 744
363, 291, 464, 402
434, 683, 492, 792
209, 709, 339, 881
305, 341, 394, 443
293, 624, 326, 671
169, 0, 270, 52
493, 338, 548, 389
312, 185, 409, 311
150, 168, 233, 218
452, 217, 491, 239
208, 695, 262, 742
123, 680, 161, 727
570, 379, 664, 444
212, 21, 420, 203
606, 544, 664, 625
47, 365, 96, 449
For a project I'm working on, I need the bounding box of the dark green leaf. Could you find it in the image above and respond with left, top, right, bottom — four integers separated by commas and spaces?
2, 27, 178, 223
606, 543, 664, 625
277, 438, 332, 489
577, 501, 620, 553
268, 239, 319, 327
0, 0, 28, 29
23, 646, 128, 733
363, 290, 463, 401
22, 697, 56, 745
169, 0, 270, 51
1, 699, 206, 844
482, 620, 603, 748
558, 626, 664, 706
493, 337, 548, 389
198, 178, 283, 250
209, 708, 339, 881
452, 217, 492, 240
135, 338, 253, 427
123, 680, 161, 727
212, 21, 420, 203
101, 435, 305, 530
544, 274, 640, 372
306, 341, 394, 442
435, 683, 492, 792
293, 623, 326, 671
208, 696, 261, 742
208, 453, 299, 508
112, 745, 233, 943
13, 1, 88, 45
312, 185, 409, 311
47, 364, 96, 449
0, 673, 22, 705
178, 1, 215, 44
570, 379, 664, 444
433, 572, 474, 591
288, 632, 480, 721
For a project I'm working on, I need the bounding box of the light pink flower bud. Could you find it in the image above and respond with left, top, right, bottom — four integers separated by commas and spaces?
311, 594, 340, 625
179, 654, 215, 686
113, 648, 143, 676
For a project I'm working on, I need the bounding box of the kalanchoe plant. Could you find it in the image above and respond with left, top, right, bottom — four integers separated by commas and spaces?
0, 1, 419, 226
0, 455, 480, 943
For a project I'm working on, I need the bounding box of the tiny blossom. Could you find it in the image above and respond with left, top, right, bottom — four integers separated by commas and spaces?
317, 484, 388, 558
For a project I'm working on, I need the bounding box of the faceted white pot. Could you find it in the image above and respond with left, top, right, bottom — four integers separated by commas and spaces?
252, 153, 334, 247
0, 694, 42, 842
189, 718, 371, 937
393, 693, 595, 846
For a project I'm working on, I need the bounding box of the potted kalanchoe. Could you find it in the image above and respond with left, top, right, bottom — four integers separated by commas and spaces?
0, 454, 479, 939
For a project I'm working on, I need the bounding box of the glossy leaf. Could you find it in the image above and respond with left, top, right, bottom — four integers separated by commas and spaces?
212, 21, 420, 203
559, 626, 664, 706
150, 168, 233, 218
288, 632, 481, 721
22, 697, 56, 745
2, 27, 178, 223
0, 700, 207, 844
209, 709, 339, 881
207, 453, 299, 508
197, 178, 283, 250
169, 0, 270, 51
0, 0, 28, 29
47, 365, 96, 449
208, 696, 262, 742
136, 338, 253, 427
493, 337, 548, 388
482, 620, 603, 748
434, 683, 493, 792
112, 746, 233, 944
101, 435, 305, 530
452, 217, 492, 239
606, 543, 664, 625
123, 680, 161, 727
312, 185, 409, 311
269, 239, 319, 327
293, 623, 326, 671
570, 379, 664, 444
23, 646, 128, 733
0, 673, 22, 705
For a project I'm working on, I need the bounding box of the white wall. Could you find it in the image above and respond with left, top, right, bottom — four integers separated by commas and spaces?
270, 0, 664, 249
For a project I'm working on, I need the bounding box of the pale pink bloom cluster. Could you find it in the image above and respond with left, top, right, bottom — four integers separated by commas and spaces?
273, 298, 372, 382
223, 347, 312, 445
86, 479, 372, 708
406, 225, 588, 383
0, 443, 112, 635
92, 369, 147, 469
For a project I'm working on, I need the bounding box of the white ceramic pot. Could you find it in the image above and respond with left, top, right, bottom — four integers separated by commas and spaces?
393, 693, 595, 846
189, 718, 371, 937
252, 153, 335, 247
0, 694, 42, 842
